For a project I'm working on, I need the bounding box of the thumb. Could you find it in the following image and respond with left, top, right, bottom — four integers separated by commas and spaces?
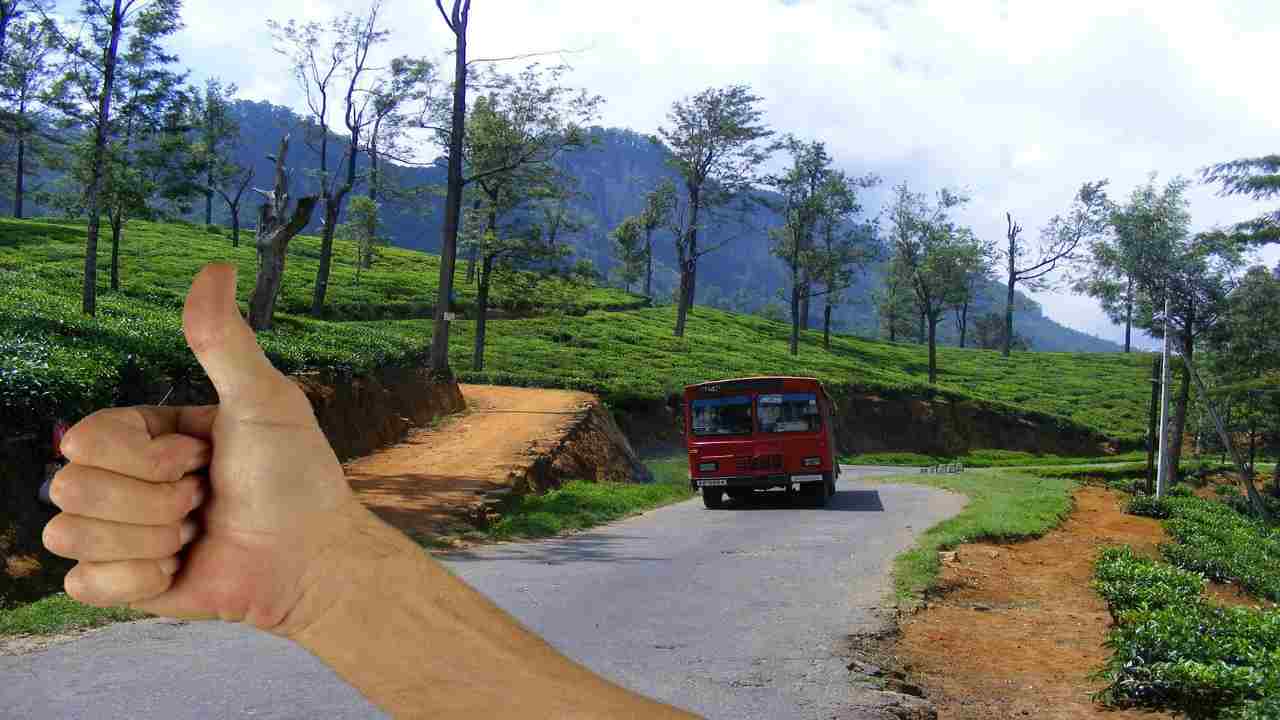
183, 263, 300, 416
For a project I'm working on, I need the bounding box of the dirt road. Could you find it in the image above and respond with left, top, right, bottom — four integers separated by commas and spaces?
346, 384, 594, 538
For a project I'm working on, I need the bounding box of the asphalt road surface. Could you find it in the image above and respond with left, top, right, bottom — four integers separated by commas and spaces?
0, 466, 965, 719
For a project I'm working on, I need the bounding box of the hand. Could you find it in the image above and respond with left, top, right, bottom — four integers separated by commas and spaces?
44, 263, 363, 634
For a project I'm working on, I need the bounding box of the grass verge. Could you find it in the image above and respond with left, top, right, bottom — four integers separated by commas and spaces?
0, 593, 146, 637
863, 468, 1077, 606
483, 456, 694, 541
841, 449, 1148, 468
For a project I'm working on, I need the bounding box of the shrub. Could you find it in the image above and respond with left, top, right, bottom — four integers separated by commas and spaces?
1125, 495, 1174, 519
1093, 546, 1205, 621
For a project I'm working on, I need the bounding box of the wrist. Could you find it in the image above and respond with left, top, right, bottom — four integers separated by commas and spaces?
272, 500, 419, 643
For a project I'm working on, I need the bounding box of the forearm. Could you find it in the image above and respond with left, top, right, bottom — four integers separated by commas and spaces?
286, 504, 697, 719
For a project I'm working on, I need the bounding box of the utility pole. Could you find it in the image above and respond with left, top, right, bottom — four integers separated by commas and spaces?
1155, 292, 1173, 498
1146, 356, 1160, 495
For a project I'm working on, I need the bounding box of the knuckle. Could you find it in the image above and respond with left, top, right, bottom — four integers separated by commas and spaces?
47, 467, 76, 511
42, 516, 74, 557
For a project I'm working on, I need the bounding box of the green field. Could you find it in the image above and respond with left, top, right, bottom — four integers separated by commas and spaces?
840, 449, 1149, 467
2, 218, 1151, 443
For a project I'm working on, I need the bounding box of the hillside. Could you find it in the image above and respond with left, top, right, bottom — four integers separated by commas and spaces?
213, 100, 1119, 353
1, 218, 1149, 445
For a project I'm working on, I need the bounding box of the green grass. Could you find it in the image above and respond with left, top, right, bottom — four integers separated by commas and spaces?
0, 218, 638, 320
860, 468, 1077, 605
0, 593, 147, 637
2, 217, 1151, 446
482, 456, 694, 540
840, 449, 1149, 467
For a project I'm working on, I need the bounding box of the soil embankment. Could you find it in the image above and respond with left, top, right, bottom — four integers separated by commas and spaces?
890, 487, 1162, 719
832, 390, 1117, 457
347, 384, 651, 540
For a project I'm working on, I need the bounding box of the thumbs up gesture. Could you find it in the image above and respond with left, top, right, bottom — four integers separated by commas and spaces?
43, 264, 359, 634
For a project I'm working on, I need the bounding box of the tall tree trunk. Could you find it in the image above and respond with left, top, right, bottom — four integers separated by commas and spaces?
1003, 267, 1015, 357
674, 258, 691, 338
472, 255, 494, 371
248, 135, 319, 331
82, 0, 125, 316
311, 196, 341, 317
888, 308, 896, 343
823, 301, 832, 351
204, 166, 213, 225
230, 207, 240, 248
1168, 333, 1193, 480
109, 213, 122, 291
959, 300, 969, 348
429, 1, 469, 375
789, 278, 800, 356
250, 220, 290, 330
799, 269, 810, 332
1123, 275, 1133, 353
927, 315, 938, 384
13, 134, 23, 219
684, 188, 701, 314
918, 311, 926, 345
643, 226, 653, 298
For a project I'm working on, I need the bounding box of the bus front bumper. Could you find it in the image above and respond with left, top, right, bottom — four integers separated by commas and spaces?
690, 473, 828, 491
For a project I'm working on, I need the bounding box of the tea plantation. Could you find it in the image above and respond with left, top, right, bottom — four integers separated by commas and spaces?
1, 218, 1152, 443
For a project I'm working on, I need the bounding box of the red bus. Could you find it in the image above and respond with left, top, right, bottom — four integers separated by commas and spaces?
684, 377, 840, 509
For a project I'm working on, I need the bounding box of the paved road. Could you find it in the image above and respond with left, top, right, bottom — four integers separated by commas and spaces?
0, 467, 964, 719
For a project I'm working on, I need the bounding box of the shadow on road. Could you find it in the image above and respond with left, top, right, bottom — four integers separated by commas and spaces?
723, 489, 885, 512
442, 533, 674, 566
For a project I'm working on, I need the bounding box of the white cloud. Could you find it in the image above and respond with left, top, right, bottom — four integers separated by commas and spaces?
167, 0, 1280, 343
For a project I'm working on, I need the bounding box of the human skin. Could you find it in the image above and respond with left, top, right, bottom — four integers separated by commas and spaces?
43, 263, 696, 719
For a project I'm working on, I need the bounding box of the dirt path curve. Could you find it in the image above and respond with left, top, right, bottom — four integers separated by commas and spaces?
345, 384, 595, 540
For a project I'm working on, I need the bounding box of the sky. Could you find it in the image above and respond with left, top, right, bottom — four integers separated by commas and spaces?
164, 0, 1279, 347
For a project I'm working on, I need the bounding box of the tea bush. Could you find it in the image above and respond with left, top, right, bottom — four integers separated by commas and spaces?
1093, 546, 1205, 621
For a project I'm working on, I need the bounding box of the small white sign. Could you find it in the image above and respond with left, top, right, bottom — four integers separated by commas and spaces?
792, 474, 823, 483
443, 312, 457, 321
697, 478, 728, 487
759, 394, 783, 405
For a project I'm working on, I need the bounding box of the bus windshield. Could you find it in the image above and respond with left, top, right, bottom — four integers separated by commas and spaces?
756, 393, 821, 433
690, 395, 753, 436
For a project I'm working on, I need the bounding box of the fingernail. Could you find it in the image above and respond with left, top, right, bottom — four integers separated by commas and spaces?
189, 486, 206, 512
179, 519, 199, 545
158, 556, 181, 575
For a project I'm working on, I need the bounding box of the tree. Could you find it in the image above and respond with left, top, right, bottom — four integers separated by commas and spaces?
886, 182, 981, 383
973, 311, 1030, 351
1073, 177, 1179, 352
270, 0, 387, 319
0, 16, 55, 218
212, 160, 253, 247
658, 84, 773, 337
336, 194, 383, 284
427, 0, 470, 376
45, 0, 181, 315
876, 256, 916, 343
1123, 178, 1241, 481
950, 238, 993, 349
610, 215, 645, 292
637, 179, 675, 298
461, 69, 601, 371
1001, 181, 1108, 356
1208, 265, 1280, 492
765, 136, 878, 354
364, 55, 437, 203
1201, 154, 1280, 246
189, 77, 238, 227
247, 135, 318, 330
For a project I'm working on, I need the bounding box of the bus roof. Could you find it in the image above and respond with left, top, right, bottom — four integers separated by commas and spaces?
684, 376, 827, 396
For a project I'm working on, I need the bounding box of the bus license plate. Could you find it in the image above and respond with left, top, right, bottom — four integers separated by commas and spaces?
792, 474, 823, 483
697, 479, 728, 487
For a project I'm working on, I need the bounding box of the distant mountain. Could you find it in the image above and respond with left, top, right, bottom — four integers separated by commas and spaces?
219, 100, 1119, 352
